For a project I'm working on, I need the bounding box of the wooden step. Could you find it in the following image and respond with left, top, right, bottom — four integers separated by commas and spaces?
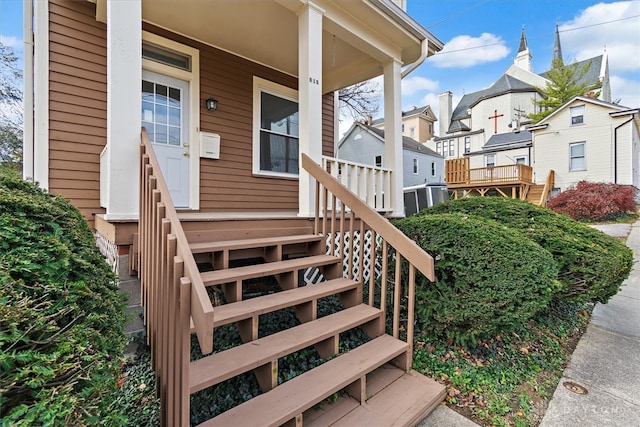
197, 334, 408, 427
200, 254, 342, 287
189, 304, 383, 394
305, 367, 446, 427
189, 234, 323, 254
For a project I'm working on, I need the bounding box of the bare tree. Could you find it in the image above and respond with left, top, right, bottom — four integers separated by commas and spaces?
338, 80, 380, 122
0, 42, 23, 163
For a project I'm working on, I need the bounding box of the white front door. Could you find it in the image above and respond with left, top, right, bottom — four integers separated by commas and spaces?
142, 71, 190, 208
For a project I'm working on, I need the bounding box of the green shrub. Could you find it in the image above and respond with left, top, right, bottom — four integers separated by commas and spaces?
393, 213, 559, 346
423, 197, 633, 303
0, 170, 126, 425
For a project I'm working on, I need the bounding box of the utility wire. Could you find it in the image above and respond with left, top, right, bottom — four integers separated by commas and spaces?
432, 14, 640, 56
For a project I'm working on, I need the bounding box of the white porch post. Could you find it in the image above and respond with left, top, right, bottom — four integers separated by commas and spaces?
104, 0, 141, 219
383, 59, 404, 217
297, 2, 324, 217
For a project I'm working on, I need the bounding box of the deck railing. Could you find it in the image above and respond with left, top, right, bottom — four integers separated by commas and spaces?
302, 154, 435, 369
139, 129, 214, 426
322, 156, 392, 213
446, 157, 533, 187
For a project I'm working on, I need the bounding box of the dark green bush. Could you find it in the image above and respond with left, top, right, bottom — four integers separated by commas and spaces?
393, 213, 559, 346
0, 169, 126, 425
423, 197, 633, 303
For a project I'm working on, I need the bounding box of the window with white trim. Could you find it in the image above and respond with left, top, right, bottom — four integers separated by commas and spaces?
413, 158, 418, 174
514, 155, 528, 165
253, 77, 299, 177
431, 161, 436, 177
569, 142, 586, 171
448, 140, 455, 157
485, 154, 496, 167
570, 105, 585, 125
436, 142, 442, 156
464, 136, 470, 154
410, 127, 415, 138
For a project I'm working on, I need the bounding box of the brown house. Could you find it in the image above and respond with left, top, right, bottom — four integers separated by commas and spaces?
23, 0, 446, 425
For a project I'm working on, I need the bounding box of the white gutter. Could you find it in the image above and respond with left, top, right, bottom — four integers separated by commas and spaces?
401, 38, 428, 78
22, 0, 34, 180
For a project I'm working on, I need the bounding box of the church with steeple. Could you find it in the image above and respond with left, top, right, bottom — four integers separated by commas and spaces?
429, 25, 611, 172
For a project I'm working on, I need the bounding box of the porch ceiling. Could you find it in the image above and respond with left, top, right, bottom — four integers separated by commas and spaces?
139, 0, 437, 93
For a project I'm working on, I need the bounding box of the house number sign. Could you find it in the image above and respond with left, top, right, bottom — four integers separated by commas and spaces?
309, 77, 320, 85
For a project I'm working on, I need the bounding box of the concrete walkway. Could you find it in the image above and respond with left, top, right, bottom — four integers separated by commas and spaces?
541, 221, 640, 427
419, 221, 640, 427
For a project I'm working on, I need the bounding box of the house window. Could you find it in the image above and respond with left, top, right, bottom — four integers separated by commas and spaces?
436, 142, 441, 156
464, 137, 470, 154
253, 77, 299, 177
401, 124, 405, 132
410, 127, 415, 138
570, 105, 585, 125
569, 142, 586, 171
429, 123, 433, 134
375, 155, 383, 167
514, 155, 528, 165
485, 154, 496, 167
448, 140, 455, 157
431, 162, 436, 177
413, 158, 418, 174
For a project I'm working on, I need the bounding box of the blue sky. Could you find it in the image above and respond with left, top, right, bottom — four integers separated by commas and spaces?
401, 0, 640, 130
2, 0, 639, 135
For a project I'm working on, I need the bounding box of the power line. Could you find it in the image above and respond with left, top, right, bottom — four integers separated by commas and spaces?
431, 14, 640, 56
426, 0, 494, 30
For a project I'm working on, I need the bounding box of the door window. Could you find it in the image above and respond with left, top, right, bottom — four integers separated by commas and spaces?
142, 80, 182, 146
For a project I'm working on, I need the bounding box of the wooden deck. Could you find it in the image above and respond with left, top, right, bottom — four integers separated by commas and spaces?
445, 158, 554, 206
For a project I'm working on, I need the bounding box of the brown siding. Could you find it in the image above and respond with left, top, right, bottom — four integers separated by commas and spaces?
147, 24, 336, 213
49, 0, 107, 227
47, 6, 337, 224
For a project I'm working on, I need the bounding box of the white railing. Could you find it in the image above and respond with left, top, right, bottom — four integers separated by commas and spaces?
322, 156, 392, 213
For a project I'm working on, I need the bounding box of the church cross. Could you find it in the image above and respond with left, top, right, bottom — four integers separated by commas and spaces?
488, 109, 504, 134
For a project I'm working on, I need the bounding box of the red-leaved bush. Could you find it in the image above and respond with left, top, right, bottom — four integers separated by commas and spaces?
548, 181, 637, 221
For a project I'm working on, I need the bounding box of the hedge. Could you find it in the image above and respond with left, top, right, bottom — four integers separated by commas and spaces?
548, 181, 637, 221
393, 213, 559, 346
0, 168, 126, 425
423, 197, 633, 303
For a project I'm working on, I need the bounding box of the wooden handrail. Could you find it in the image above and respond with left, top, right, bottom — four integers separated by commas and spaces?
539, 170, 555, 206
140, 129, 214, 354
302, 154, 434, 281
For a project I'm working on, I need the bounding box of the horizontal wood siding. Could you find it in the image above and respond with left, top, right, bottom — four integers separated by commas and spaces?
147, 24, 335, 213
49, 0, 107, 228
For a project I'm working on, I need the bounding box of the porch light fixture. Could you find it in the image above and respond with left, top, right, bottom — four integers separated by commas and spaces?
205, 97, 218, 111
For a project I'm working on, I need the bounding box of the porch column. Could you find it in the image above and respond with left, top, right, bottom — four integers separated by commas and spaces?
383, 59, 404, 217
104, 0, 141, 219
297, 2, 324, 217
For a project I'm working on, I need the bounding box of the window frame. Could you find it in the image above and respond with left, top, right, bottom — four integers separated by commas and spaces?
448, 140, 455, 157
570, 105, 585, 126
485, 153, 496, 167
375, 155, 383, 167
464, 136, 471, 154
431, 161, 436, 177
569, 142, 586, 171
252, 77, 299, 178
514, 155, 528, 165
413, 157, 419, 175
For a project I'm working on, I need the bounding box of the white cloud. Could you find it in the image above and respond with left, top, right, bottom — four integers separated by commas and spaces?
427, 33, 510, 69
0, 35, 21, 48
402, 76, 438, 95
560, 1, 640, 72
610, 74, 640, 107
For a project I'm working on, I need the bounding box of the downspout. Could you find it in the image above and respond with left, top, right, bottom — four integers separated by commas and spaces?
401, 38, 428, 79
614, 117, 633, 183
23, 0, 34, 180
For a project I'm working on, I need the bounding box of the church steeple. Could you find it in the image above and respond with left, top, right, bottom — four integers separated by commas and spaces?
518, 26, 528, 53
514, 26, 533, 72
553, 23, 563, 65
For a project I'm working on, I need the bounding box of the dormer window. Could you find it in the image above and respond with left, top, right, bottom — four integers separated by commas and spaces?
570, 105, 585, 125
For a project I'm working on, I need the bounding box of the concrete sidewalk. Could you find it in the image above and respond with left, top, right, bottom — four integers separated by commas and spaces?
540, 221, 640, 427
419, 222, 640, 427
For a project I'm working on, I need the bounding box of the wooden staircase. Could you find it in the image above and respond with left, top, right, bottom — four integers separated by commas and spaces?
187, 229, 444, 426
138, 131, 445, 426
526, 184, 545, 205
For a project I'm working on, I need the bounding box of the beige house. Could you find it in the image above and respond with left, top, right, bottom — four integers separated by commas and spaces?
22, 0, 448, 425
372, 104, 437, 143
529, 96, 640, 192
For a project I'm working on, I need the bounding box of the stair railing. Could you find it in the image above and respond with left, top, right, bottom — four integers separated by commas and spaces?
139, 129, 214, 426
539, 170, 555, 206
302, 154, 435, 369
